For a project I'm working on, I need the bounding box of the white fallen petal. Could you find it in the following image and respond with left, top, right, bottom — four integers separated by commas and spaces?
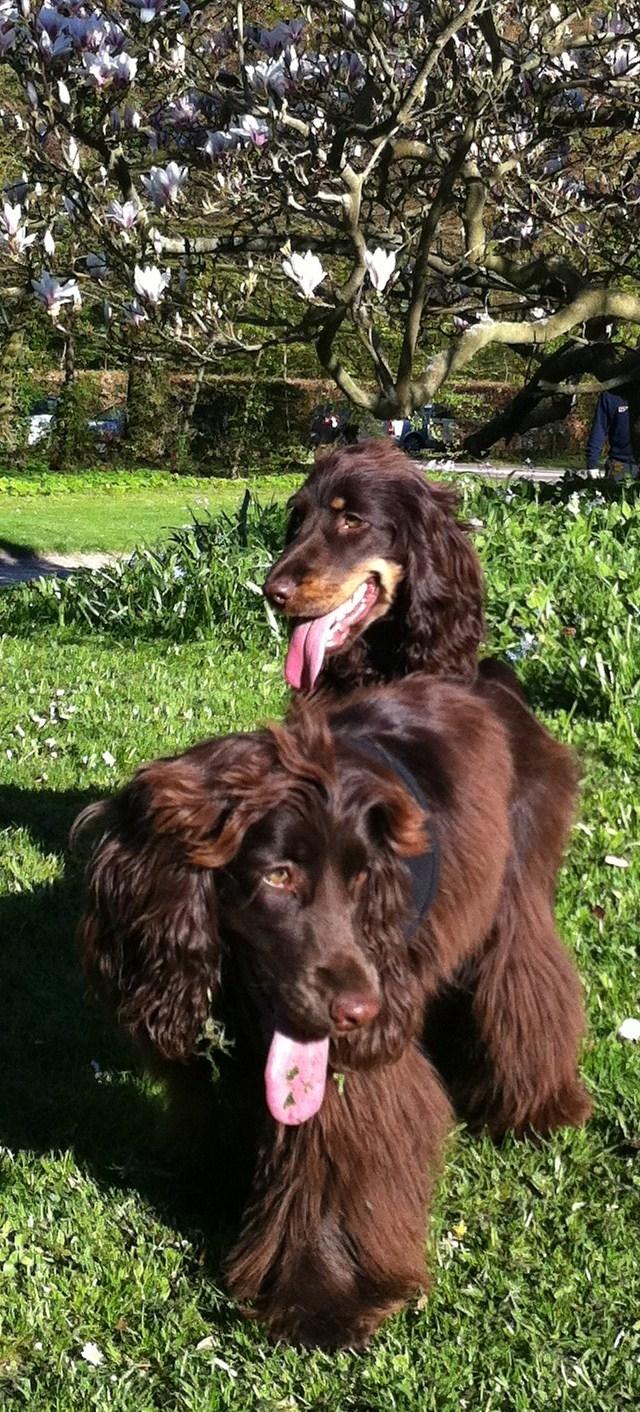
604, 855, 629, 869
80, 1342, 104, 1366
617, 1018, 640, 1042
101, 750, 116, 767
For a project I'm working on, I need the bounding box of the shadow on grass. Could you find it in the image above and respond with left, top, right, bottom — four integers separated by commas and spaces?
0, 536, 40, 560
0, 783, 235, 1272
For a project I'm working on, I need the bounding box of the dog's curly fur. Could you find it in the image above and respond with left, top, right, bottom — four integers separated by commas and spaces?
75, 676, 591, 1349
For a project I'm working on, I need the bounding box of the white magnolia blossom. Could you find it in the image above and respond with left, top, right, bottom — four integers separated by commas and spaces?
82, 47, 137, 86
282, 249, 326, 298
133, 262, 171, 303
43, 227, 56, 255
32, 271, 82, 319
105, 198, 144, 230
141, 161, 188, 209
228, 114, 269, 148
246, 55, 293, 99
364, 247, 396, 293
611, 42, 640, 76
0, 201, 23, 237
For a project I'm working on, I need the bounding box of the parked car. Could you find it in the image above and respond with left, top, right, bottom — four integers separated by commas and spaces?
309, 400, 459, 454
27, 396, 59, 446
386, 403, 460, 455
27, 398, 126, 448
87, 406, 126, 444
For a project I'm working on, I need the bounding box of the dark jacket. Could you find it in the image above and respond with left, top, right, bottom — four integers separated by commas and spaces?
586, 392, 636, 469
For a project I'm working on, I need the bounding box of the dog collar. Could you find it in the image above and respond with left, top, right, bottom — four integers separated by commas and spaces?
354, 741, 439, 938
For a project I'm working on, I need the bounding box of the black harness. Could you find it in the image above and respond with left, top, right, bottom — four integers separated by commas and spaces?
354, 740, 440, 938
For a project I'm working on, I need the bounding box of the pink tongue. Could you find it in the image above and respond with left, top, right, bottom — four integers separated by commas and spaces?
285, 615, 333, 691
265, 1029, 330, 1125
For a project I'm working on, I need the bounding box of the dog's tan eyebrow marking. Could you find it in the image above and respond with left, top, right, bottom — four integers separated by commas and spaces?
330, 496, 346, 510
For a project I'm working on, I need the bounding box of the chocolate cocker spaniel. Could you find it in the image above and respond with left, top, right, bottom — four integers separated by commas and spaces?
264, 438, 488, 693
75, 675, 590, 1350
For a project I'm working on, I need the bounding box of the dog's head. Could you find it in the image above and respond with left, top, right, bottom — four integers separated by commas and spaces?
75, 714, 430, 1126
263, 439, 484, 689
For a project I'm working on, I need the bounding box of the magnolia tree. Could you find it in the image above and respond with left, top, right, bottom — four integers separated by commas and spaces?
1, 0, 640, 454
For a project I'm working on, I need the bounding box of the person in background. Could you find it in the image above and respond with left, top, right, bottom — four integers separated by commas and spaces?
586, 389, 639, 480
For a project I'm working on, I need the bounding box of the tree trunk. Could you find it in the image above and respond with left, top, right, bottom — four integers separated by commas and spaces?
463, 340, 639, 459
48, 331, 76, 471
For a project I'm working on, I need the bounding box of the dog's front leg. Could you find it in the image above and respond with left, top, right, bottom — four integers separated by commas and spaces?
226, 1047, 451, 1349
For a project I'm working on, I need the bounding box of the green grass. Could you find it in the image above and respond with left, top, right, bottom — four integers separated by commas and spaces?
0, 470, 303, 556
1, 480, 639, 1409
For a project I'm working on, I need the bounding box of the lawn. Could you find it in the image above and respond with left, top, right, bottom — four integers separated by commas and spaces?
0, 469, 303, 556
1, 477, 639, 1410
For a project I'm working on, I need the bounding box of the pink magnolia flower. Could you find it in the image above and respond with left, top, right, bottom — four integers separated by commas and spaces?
282, 250, 325, 298
105, 198, 144, 231
228, 115, 269, 148
141, 162, 188, 209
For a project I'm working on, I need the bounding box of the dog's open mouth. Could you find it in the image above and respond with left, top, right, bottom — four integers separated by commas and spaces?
265, 1027, 330, 1126
285, 577, 381, 691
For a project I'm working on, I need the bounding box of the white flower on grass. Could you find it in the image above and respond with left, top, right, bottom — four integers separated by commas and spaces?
141, 161, 188, 209
101, 750, 116, 767
134, 263, 171, 304
364, 247, 396, 292
282, 249, 325, 299
80, 1342, 104, 1366
617, 1017, 640, 1042
105, 198, 144, 231
32, 272, 82, 319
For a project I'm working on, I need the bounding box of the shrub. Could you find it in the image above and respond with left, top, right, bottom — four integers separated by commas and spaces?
1, 493, 287, 646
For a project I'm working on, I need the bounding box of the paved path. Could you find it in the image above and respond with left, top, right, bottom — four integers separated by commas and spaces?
0, 549, 123, 589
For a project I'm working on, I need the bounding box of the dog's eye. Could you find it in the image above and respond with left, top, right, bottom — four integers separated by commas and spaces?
263, 866, 293, 890
341, 512, 365, 531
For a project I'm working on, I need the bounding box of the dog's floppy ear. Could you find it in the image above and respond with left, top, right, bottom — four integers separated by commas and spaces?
73, 734, 276, 1062
400, 477, 485, 679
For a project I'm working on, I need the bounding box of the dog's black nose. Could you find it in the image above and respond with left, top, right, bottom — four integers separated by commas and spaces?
263, 575, 297, 609
330, 992, 380, 1032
